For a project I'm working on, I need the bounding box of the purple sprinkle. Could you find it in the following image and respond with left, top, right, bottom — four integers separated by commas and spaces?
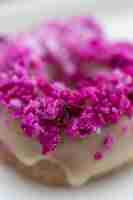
94, 151, 103, 160
103, 134, 115, 150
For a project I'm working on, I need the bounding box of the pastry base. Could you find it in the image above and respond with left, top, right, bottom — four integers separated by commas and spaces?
0, 147, 67, 186
0, 146, 133, 187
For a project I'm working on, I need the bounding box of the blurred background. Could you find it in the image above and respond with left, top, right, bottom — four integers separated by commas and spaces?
0, 0, 132, 33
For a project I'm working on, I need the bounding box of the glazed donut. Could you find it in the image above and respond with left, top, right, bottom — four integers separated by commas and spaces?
0, 16, 133, 186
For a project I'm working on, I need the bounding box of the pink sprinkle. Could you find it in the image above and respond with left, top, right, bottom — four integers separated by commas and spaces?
9, 98, 22, 110
121, 124, 129, 136
94, 151, 103, 160
103, 134, 115, 150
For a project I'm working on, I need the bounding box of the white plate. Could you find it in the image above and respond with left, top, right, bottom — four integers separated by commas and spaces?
0, 0, 133, 199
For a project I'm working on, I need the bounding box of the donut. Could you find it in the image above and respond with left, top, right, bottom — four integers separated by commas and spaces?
0, 16, 133, 186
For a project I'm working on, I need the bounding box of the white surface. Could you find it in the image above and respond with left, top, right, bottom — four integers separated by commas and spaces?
0, 0, 133, 199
